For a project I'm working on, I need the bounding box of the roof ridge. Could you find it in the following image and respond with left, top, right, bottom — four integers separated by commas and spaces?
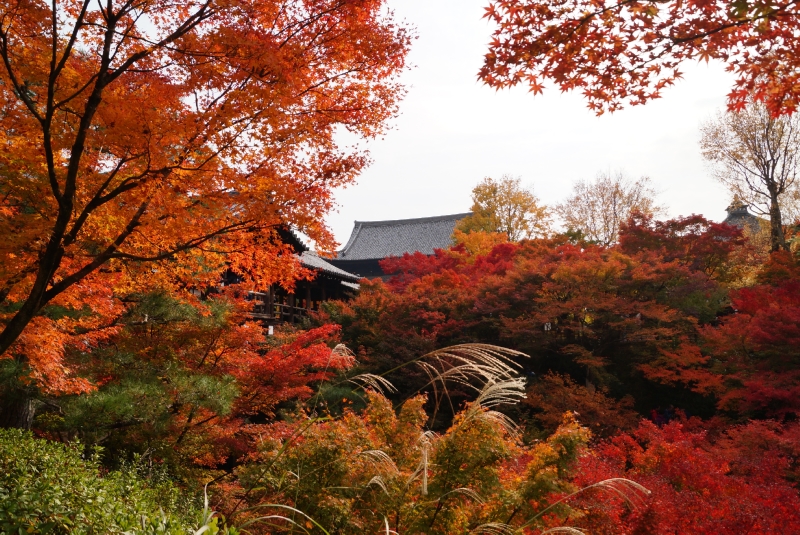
353, 212, 471, 228
338, 221, 363, 257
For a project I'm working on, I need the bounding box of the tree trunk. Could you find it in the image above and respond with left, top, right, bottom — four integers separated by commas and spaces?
0, 390, 35, 430
768, 191, 788, 252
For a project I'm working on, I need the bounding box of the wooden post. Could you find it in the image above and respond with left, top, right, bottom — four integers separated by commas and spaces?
268, 285, 274, 318
305, 285, 311, 312
289, 293, 295, 323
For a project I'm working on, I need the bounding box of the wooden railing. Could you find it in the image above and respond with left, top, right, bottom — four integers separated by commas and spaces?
247, 291, 310, 324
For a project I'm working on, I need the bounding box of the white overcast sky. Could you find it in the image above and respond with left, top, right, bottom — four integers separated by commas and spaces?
326, 0, 736, 245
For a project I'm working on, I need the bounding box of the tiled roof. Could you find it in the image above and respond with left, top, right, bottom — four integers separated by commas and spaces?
723, 200, 765, 231
276, 226, 308, 253
300, 251, 361, 281
337, 213, 471, 261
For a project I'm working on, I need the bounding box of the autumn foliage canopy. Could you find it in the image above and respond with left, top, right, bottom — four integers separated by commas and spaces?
480, 0, 800, 114
312, 219, 800, 533
2, 1, 800, 533
0, 0, 410, 396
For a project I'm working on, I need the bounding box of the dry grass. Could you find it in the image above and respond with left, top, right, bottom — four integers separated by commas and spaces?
238, 344, 649, 534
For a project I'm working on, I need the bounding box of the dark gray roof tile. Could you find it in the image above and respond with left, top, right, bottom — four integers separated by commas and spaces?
300, 251, 361, 281
723, 201, 766, 232
337, 213, 471, 260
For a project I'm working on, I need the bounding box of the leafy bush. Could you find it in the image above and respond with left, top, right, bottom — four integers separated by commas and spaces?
233, 390, 594, 534
0, 428, 223, 534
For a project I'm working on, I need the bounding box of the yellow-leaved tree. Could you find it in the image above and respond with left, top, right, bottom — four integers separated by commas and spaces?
457, 175, 551, 241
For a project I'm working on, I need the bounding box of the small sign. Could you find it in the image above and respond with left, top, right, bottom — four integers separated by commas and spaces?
268, 325, 274, 336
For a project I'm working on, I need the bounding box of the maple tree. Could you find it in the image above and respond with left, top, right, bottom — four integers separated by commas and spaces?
480, 241, 725, 411
4, 233, 797, 532
701, 100, 800, 251
480, 0, 800, 115
33, 291, 354, 472
572, 418, 800, 534
27, 292, 361, 495
0, 0, 410, 425
525, 372, 639, 439
700, 251, 800, 419
322, 214, 746, 424
317, 242, 521, 406
617, 212, 747, 281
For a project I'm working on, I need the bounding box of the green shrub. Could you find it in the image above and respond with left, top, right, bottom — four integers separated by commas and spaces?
0, 428, 225, 534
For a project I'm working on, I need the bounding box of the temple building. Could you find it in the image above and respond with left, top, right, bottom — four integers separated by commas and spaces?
244, 213, 471, 323
721, 196, 773, 252
247, 250, 360, 324
228, 227, 360, 325
723, 197, 765, 233
328, 213, 471, 279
